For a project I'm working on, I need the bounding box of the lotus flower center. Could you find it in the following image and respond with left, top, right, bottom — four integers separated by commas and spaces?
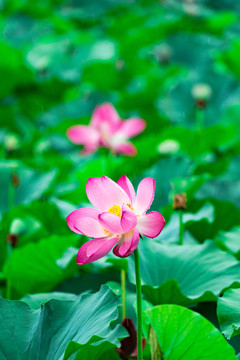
108, 205, 122, 217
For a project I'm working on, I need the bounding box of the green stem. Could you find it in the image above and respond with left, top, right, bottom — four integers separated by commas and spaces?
5, 169, 16, 300
8, 169, 16, 211
134, 248, 143, 360
121, 269, 126, 320
179, 210, 184, 246
196, 108, 205, 131
6, 243, 12, 300
196, 108, 205, 155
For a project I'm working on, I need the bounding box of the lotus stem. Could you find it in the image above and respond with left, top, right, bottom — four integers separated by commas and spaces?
179, 210, 184, 245
134, 248, 143, 360
121, 269, 126, 320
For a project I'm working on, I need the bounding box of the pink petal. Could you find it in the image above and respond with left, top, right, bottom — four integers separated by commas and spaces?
86, 177, 130, 211
81, 145, 99, 155
112, 142, 137, 156
91, 103, 120, 129
101, 176, 131, 206
77, 236, 119, 265
98, 212, 123, 235
66, 125, 100, 146
86, 177, 114, 211
137, 211, 165, 238
74, 217, 106, 238
117, 118, 146, 138
134, 177, 155, 215
113, 229, 139, 258
121, 206, 137, 233
117, 175, 136, 204
66, 207, 101, 234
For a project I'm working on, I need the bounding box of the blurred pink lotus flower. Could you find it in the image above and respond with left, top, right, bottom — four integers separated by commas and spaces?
66, 103, 146, 156
66, 175, 165, 265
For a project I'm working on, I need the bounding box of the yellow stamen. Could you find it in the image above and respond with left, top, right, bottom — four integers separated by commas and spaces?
108, 205, 122, 217
127, 203, 134, 211
103, 206, 123, 236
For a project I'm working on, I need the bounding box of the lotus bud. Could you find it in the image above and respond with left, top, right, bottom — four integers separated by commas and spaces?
191, 83, 212, 109
173, 193, 187, 210
4, 134, 20, 152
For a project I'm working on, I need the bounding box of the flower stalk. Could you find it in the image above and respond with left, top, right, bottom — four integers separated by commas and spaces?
196, 107, 205, 131
134, 247, 143, 360
173, 193, 186, 246
121, 269, 126, 320
179, 210, 184, 246
6, 168, 18, 300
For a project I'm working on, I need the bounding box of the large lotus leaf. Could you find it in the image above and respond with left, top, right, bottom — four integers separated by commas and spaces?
196, 156, 240, 209
0, 42, 32, 100
21, 292, 79, 310
183, 201, 214, 224
0, 200, 75, 272
155, 124, 237, 161
205, 11, 238, 33
143, 304, 237, 360
155, 211, 197, 245
185, 199, 240, 243
63, 337, 120, 360
105, 281, 137, 324
157, 202, 214, 245
170, 174, 210, 200
27, 33, 116, 81
128, 240, 240, 306
215, 227, 240, 258
0, 286, 125, 360
15, 168, 57, 205
50, 197, 78, 219
217, 288, 240, 339
3, 234, 80, 298
158, 48, 238, 129
0, 163, 56, 217
216, 39, 240, 80
0, 200, 70, 249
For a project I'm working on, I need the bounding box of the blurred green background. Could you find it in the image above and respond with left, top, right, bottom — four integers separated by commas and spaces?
1, 0, 240, 293
1, 0, 240, 358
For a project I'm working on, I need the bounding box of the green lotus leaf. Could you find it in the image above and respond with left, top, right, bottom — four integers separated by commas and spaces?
0, 164, 56, 217
21, 292, 79, 309
63, 337, 120, 360
143, 304, 237, 359
3, 235, 79, 298
128, 240, 240, 306
0, 286, 125, 360
196, 156, 240, 209
157, 202, 214, 245
217, 288, 240, 339
186, 199, 240, 243
215, 227, 240, 258
170, 174, 210, 200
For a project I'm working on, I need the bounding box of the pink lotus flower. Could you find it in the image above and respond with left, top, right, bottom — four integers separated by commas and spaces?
66, 175, 165, 265
66, 103, 146, 156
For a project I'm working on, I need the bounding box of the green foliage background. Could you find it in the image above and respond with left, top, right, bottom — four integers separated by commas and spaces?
1, 0, 240, 359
